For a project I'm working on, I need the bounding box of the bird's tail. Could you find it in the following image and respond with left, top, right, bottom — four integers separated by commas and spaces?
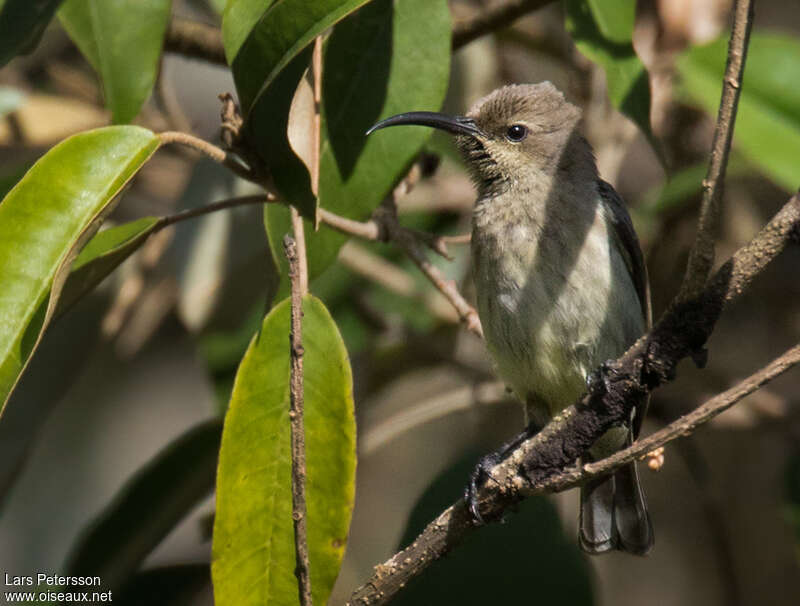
578, 460, 653, 555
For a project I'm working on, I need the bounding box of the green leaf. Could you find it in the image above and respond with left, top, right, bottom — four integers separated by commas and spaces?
263, 0, 451, 284
564, 0, 653, 140
57, 217, 161, 317
221, 0, 276, 63
65, 419, 223, 593
677, 32, 800, 191
0, 0, 63, 67
58, 0, 171, 124
230, 0, 374, 112
639, 155, 752, 216
212, 295, 355, 606
0, 125, 159, 414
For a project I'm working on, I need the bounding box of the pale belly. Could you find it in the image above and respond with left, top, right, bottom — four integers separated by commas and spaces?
472, 208, 644, 435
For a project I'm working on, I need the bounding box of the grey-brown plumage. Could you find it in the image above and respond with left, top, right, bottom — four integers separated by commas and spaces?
368, 82, 653, 555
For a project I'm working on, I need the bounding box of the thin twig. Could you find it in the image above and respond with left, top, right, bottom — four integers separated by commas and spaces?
284, 236, 313, 606
338, 242, 458, 324
158, 194, 274, 229
345, 193, 800, 606
158, 131, 259, 185
164, 17, 226, 65
452, 0, 554, 50
379, 198, 483, 338
679, 0, 755, 300
360, 381, 509, 456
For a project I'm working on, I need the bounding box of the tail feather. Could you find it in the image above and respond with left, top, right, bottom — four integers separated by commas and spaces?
579, 461, 653, 556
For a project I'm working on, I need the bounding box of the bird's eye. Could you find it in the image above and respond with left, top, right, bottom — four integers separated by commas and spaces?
505, 124, 528, 142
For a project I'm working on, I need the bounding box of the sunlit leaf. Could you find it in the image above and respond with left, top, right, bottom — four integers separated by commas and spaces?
212, 296, 355, 606
65, 419, 223, 593
564, 0, 653, 140
0, 125, 160, 414
677, 32, 800, 191
0, 0, 63, 67
58, 0, 171, 123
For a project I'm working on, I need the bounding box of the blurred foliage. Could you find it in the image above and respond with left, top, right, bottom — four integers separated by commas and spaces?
393, 453, 593, 606
65, 419, 222, 595
0, 0, 62, 67
58, 0, 171, 123
565, 0, 653, 142
677, 32, 800, 191
785, 452, 800, 564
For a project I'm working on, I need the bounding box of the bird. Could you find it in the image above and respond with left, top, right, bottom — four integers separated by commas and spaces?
367, 82, 654, 555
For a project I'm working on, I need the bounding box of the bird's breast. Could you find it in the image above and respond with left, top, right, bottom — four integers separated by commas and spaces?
471, 194, 643, 418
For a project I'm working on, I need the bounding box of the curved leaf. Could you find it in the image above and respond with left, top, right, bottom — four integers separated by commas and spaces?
565, 0, 653, 140
231, 0, 373, 112
212, 295, 355, 606
65, 419, 223, 593
58, 0, 171, 124
263, 0, 451, 285
57, 217, 161, 317
0, 125, 160, 413
677, 32, 800, 191
0, 0, 63, 67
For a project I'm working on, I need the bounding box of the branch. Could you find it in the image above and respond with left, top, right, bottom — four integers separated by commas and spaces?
157, 194, 274, 228
284, 235, 313, 606
318, 197, 483, 338
452, 0, 554, 50
345, 192, 800, 606
679, 0, 755, 299
164, 18, 226, 66
158, 131, 261, 185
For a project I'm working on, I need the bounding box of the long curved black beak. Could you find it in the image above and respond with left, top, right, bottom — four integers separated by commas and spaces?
366, 111, 483, 138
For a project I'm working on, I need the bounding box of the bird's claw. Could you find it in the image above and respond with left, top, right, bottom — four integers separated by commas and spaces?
585, 359, 620, 396
464, 452, 502, 525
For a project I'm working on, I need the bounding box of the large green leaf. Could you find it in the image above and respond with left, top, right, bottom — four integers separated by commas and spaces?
263, 0, 451, 286
58, 0, 171, 124
677, 33, 800, 191
65, 419, 223, 593
0, 125, 159, 414
564, 0, 652, 140
0, 0, 63, 67
221, 0, 276, 63
230, 0, 374, 112
212, 295, 355, 606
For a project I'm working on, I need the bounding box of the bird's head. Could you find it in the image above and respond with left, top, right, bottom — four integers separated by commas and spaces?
368, 82, 588, 197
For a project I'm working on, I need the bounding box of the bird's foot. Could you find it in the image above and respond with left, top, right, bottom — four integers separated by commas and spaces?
585, 359, 621, 397
464, 451, 503, 525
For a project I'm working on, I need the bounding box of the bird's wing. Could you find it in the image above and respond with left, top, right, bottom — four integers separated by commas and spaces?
599, 180, 651, 439
598, 180, 651, 329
